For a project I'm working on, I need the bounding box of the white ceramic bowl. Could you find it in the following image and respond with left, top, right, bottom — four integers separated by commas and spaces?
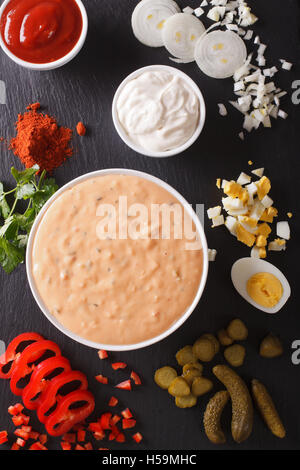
112, 65, 206, 158
26, 168, 209, 351
0, 0, 88, 71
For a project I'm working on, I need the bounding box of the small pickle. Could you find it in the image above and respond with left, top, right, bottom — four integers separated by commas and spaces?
154, 366, 177, 390
217, 329, 234, 346
168, 377, 190, 397
204, 391, 230, 444
193, 337, 215, 362
176, 345, 196, 366
182, 366, 202, 386
224, 344, 246, 367
260, 334, 283, 358
175, 394, 197, 408
251, 379, 286, 438
191, 377, 213, 397
202, 334, 220, 354
227, 319, 248, 341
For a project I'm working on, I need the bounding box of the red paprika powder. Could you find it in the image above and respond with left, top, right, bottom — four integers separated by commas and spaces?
10, 104, 73, 173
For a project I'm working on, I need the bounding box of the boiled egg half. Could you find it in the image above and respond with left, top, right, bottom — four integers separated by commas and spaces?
231, 257, 291, 313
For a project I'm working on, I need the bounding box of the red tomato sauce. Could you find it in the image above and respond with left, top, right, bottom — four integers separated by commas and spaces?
0, 0, 83, 64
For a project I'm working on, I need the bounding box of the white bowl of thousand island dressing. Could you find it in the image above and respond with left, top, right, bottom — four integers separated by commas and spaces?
26, 169, 208, 351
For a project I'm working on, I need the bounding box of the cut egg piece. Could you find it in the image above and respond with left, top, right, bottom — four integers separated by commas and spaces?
231, 257, 291, 313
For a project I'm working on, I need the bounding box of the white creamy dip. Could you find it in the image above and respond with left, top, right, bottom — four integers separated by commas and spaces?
116, 71, 200, 153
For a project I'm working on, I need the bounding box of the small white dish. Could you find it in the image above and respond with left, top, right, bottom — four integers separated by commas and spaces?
112, 65, 206, 158
0, 0, 88, 71
26, 168, 209, 351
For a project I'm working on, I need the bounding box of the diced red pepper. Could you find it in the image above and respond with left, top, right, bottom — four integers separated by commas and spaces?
99, 448, 109, 450
111, 362, 127, 370
21, 426, 32, 433
8, 403, 24, 415
29, 442, 47, 450
108, 432, 115, 441
122, 419, 136, 430
75, 444, 85, 450
110, 414, 121, 426
94, 431, 105, 441
39, 434, 47, 445
77, 429, 86, 442
84, 442, 93, 450
108, 396, 118, 407
121, 408, 133, 419
98, 350, 108, 360
95, 374, 108, 384
62, 433, 76, 443
61, 441, 72, 450
132, 432, 143, 443
29, 431, 40, 440
115, 380, 131, 391
14, 428, 29, 440
11, 443, 20, 450
116, 432, 126, 443
0, 431, 8, 444
12, 415, 24, 426
99, 412, 112, 430
88, 422, 103, 433
16, 438, 26, 447
130, 371, 141, 385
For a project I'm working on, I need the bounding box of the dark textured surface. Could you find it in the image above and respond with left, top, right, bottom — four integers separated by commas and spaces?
0, 0, 299, 450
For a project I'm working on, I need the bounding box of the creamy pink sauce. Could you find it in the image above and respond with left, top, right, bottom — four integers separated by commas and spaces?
31, 175, 203, 345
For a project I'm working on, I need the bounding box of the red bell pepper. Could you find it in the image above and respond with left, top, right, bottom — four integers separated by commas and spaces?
8, 403, 24, 415
0, 333, 44, 379
95, 374, 108, 384
111, 362, 127, 370
121, 408, 133, 419
130, 371, 141, 385
132, 432, 143, 443
37, 370, 88, 423
22, 356, 71, 410
122, 418, 136, 429
108, 396, 118, 407
115, 380, 131, 390
11, 443, 20, 450
45, 390, 95, 437
10, 340, 61, 396
98, 350, 108, 360
61, 441, 72, 450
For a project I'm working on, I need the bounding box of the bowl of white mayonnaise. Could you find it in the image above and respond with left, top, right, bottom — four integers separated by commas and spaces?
112, 65, 206, 158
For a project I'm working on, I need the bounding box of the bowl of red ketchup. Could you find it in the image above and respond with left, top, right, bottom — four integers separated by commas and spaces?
0, 0, 88, 70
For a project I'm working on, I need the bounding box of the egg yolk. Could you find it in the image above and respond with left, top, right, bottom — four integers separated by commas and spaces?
247, 272, 283, 308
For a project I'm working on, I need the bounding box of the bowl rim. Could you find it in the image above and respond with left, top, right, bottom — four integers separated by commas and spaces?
0, 0, 88, 71
112, 64, 206, 158
26, 168, 209, 351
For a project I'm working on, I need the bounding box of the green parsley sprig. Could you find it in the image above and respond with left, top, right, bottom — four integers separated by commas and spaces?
0, 165, 58, 273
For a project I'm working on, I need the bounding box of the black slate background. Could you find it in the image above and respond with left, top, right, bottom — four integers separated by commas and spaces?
0, 0, 300, 451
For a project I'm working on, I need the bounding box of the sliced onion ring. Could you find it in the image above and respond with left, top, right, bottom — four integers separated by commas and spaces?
162, 13, 206, 62
195, 30, 247, 79
131, 0, 180, 48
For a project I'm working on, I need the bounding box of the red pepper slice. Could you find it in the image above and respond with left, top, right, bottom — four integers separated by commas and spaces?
16, 437, 26, 447
8, 403, 24, 415
10, 340, 61, 396
0, 333, 44, 379
45, 390, 95, 437
108, 396, 118, 407
22, 356, 71, 410
99, 412, 112, 430
11, 443, 20, 450
61, 441, 72, 450
122, 418, 136, 429
37, 370, 88, 424
95, 374, 108, 384
121, 408, 133, 419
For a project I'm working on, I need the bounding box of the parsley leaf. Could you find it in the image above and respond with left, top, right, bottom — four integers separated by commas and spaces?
0, 166, 58, 274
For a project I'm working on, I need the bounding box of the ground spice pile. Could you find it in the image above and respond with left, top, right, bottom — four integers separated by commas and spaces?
9, 103, 73, 172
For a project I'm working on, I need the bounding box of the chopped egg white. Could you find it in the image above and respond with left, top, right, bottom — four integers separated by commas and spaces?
212, 214, 225, 227
251, 167, 264, 178
276, 221, 290, 240
237, 172, 251, 185
207, 206, 222, 219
